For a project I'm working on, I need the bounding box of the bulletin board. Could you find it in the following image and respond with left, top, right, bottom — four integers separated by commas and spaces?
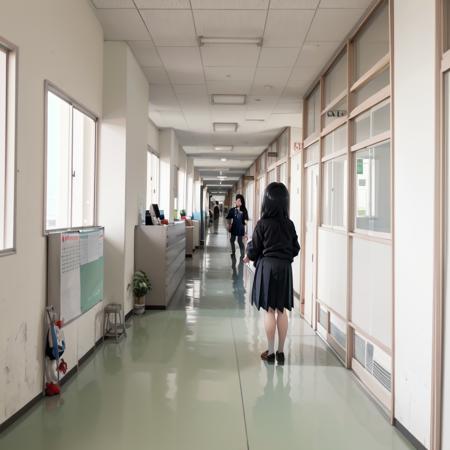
47, 227, 104, 324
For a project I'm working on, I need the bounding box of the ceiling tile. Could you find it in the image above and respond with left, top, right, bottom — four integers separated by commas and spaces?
204, 67, 255, 82
95, 9, 150, 40
206, 80, 253, 94
158, 46, 202, 68
193, 10, 266, 38
201, 45, 260, 67
272, 101, 301, 113
161, 111, 188, 129
173, 84, 208, 94
128, 41, 162, 66
296, 42, 339, 68
247, 95, 279, 109
135, 0, 190, 8
268, 112, 302, 127
258, 47, 299, 67
263, 10, 315, 47
143, 67, 171, 84
307, 8, 365, 42
140, 10, 197, 46
253, 67, 291, 86
158, 46, 205, 84
149, 85, 180, 111
319, 0, 372, 8
92, 0, 134, 8
270, 0, 320, 7
191, 0, 268, 8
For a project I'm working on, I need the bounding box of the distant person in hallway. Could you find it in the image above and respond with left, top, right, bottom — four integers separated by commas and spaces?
213, 201, 220, 234
244, 183, 300, 365
226, 194, 249, 259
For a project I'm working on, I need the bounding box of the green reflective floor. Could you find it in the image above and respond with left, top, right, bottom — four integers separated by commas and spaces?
0, 224, 413, 450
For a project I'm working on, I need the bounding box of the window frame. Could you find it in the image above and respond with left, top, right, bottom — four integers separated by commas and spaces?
44, 81, 99, 234
352, 139, 391, 239
0, 38, 17, 256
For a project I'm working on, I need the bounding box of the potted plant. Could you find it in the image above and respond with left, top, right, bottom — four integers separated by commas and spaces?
132, 270, 151, 315
180, 209, 186, 220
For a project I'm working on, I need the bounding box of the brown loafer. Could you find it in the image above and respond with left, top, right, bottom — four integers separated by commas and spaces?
260, 350, 275, 363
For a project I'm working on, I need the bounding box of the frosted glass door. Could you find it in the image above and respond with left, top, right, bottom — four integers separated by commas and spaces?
443, 70, 450, 449
304, 164, 319, 327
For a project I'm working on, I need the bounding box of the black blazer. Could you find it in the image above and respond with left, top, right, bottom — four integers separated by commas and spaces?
247, 217, 300, 262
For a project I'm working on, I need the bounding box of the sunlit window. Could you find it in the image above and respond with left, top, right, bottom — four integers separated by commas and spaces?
45, 87, 97, 231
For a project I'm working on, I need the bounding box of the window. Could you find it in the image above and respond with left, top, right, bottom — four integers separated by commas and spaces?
354, 100, 390, 144
306, 85, 321, 138
0, 44, 16, 252
353, 1, 389, 80
268, 168, 277, 184
279, 162, 288, 186
323, 125, 347, 157
354, 67, 390, 107
354, 141, 390, 234
304, 141, 320, 166
146, 150, 159, 208
177, 166, 186, 212
45, 86, 97, 231
324, 51, 347, 106
277, 129, 289, 160
322, 156, 347, 228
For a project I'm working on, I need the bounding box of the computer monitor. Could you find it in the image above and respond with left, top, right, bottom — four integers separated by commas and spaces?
152, 204, 161, 219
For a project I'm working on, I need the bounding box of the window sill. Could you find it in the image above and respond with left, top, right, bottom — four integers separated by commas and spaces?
0, 248, 16, 258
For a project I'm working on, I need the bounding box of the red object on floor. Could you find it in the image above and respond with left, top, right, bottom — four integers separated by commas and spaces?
45, 382, 61, 396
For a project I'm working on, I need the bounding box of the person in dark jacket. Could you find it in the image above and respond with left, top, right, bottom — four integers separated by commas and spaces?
244, 182, 300, 365
226, 194, 249, 259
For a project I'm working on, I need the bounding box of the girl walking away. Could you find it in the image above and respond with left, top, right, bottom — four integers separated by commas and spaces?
226, 194, 249, 259
244, 183, 300, 365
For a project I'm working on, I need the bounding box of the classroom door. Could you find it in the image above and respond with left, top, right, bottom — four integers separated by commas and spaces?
304, 164, 319, 328
290, 153, 302, 301
442, 69, 450, 450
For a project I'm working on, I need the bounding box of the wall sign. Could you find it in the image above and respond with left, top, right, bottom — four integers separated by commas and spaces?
327, 110, 346, 118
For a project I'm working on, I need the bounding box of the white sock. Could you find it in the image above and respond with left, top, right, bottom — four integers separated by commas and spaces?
268, 340, 275, 355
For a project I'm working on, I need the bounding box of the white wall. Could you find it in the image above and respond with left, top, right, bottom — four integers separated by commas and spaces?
394, 0, 436, 446
158, 128, 189, 221
0, 0, 103, 425
148, 118, 159, 153
98, 42, 149, 316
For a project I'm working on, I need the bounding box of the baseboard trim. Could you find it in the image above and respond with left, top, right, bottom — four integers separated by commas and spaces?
393, 419, 428, 450
145, 305, 166, 310
125, 310, 133, 321
0, 392, 43, 434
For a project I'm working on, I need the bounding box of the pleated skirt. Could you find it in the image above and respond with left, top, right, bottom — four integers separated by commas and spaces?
251, 256, 293, 312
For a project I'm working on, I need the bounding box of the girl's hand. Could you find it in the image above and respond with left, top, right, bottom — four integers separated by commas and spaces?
243, 255, 250, 263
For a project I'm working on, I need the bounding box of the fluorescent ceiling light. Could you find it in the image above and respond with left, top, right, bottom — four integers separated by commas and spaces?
214, 145, 233, 151
220, 158, 227, 162
217, 176, 228, 180
213, 122, 238, 133
212, 94, 246, 105
199, 36, 263, 46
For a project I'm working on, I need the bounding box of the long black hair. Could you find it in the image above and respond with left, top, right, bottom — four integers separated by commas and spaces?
261, 182, 289, 219
235, 194, 249, 222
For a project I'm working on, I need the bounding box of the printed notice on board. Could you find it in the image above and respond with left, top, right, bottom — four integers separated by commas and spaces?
60, 233, 81, 322
80, 229, 103, 265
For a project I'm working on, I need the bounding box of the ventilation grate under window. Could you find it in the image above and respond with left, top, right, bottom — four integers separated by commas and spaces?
330, 322, 346, 349
373, 361, 392, 392
354, 333, 365, 366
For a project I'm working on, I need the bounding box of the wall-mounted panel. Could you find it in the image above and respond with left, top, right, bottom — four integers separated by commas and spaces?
352, 236, 391, 349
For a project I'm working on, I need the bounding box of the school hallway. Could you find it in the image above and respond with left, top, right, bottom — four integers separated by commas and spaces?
0, 224, 411, 450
